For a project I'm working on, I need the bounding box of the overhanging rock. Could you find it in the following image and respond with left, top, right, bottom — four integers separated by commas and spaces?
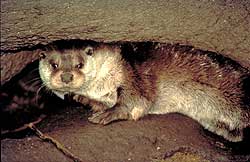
1, 0, 250, 84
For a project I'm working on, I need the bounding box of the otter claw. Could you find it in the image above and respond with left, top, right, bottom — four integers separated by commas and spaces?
88, 109, 129, 125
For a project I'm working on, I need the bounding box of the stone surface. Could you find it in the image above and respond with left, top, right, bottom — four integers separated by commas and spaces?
1, 0, 250, 84
2, 110, 249, 162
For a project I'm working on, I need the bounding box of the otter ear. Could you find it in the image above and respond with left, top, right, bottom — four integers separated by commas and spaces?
84, 46, 94, 56
39, 51, 47, 60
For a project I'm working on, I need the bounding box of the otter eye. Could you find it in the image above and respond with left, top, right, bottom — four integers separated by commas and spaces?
76, 63, 83, 69
51, 63, 58, 69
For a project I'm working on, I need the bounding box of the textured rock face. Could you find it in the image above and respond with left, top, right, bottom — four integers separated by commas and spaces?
1, 0, 250, 84
0, 51, 39, 85
1, 2, 250, 161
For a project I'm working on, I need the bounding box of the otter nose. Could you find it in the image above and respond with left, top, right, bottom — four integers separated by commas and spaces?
60, 72, 73, 84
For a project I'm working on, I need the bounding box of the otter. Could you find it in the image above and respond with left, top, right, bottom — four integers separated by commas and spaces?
39, 43, 250, 142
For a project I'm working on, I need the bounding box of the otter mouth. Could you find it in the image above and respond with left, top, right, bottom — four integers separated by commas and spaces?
52, 87, 81, 94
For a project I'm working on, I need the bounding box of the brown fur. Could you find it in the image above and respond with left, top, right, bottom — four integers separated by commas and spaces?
148, 45, 249, 109
39, 43, 250, 142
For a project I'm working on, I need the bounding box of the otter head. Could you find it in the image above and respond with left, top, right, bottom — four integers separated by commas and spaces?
38, 46, 96, 96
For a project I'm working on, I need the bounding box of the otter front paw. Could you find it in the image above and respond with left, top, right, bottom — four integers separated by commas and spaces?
88, 108, 130, 125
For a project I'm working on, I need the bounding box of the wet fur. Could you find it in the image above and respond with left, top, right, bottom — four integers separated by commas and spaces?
39, 43, 250, 142
126, 45, 250, 142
